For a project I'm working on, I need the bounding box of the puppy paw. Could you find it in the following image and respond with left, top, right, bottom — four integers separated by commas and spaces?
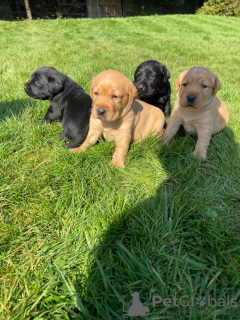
162, 138, 171, 146
60, 132, 69, 141
111, 158, 125, 169
69, 147, 81, 153
193, 149, 207, 159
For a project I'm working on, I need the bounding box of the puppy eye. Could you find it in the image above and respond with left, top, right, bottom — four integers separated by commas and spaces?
182, 82, 188, 87
149, 73, 155, 79
94, 92, 98, 95
202, 84, 207, 88
112, 95, 118, 99
34, 80, 40, 86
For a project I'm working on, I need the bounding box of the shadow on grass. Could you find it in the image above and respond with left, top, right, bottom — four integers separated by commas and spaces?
0, 98, 32, 121
67, 127, 240, 319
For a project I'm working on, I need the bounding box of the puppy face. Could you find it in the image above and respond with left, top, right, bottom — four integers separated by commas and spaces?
133, 60, 171, 98
24, 67, 64, 100
90, 70, 138, 122
175, 67, 221, 109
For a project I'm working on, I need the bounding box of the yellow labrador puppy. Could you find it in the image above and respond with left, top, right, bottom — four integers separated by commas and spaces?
70, 70, 165, 168
163, 67, 229, 159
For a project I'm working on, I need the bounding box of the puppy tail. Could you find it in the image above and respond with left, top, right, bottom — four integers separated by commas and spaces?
63, 137, 85, 149
62, 128, 89, 149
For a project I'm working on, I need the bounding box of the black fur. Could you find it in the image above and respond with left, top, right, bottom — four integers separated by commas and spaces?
24, 66, 92, 148
133, 60, 171, 116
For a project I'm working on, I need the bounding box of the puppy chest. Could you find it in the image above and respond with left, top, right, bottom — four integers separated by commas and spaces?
182, 121, 197, 135
103, 129, 117, 142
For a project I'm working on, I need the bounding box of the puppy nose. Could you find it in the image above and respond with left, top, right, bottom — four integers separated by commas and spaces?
24, 84, 29, 90
187, 95, 196, 103
137, 83, 145, 91
97, 108, 106, 116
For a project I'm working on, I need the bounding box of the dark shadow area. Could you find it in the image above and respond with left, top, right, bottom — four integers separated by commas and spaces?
1, 0, 205, 21
67, 126, 240, 319
2, 0, 88, 20
0, 98, 32, 122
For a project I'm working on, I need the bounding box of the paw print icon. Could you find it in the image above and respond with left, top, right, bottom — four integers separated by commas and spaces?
196, 297, 206, 307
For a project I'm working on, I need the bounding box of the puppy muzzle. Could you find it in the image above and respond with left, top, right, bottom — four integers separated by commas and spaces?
97, 108, 106, 116
184, 94, 197, 108
136, 82, 146, 92
135, 82, 148, 95
135, 81, 155, 97
24, 83, 31, 93
187, 95, 196, 103
94, 107, 106, 119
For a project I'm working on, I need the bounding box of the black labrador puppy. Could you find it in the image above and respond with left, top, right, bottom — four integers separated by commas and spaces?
24, 66, 92, 148
133, 60, 171, 116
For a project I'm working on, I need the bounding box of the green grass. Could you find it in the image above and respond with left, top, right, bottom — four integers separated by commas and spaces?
0, 14, 240, 319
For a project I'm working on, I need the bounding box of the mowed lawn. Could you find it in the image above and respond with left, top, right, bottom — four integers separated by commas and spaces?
0, 14, 240, 319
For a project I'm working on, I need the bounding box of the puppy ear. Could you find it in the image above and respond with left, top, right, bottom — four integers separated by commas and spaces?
90, 77, 96, 99
127, 81, 138, 106
174, 73, 182, 91
162, 65, 171, 82
174, 71, 186, 91
213, 75, 221, 95
49, 76, 64, 95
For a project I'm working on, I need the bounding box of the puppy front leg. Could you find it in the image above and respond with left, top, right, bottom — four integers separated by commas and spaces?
163, 117, 181, 145
159, 96, 171, 117
111, 135, 131, 169
164, 99, 171, 117
193, 127, 212, 159
42, 104, 63, 122
70, 128, 102, 152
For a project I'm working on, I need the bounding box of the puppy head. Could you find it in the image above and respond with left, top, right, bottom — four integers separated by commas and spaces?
90, 70, 138, 122
133, 60, 171, 98
24, 66, 64, 100
175, 67, 221, 109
